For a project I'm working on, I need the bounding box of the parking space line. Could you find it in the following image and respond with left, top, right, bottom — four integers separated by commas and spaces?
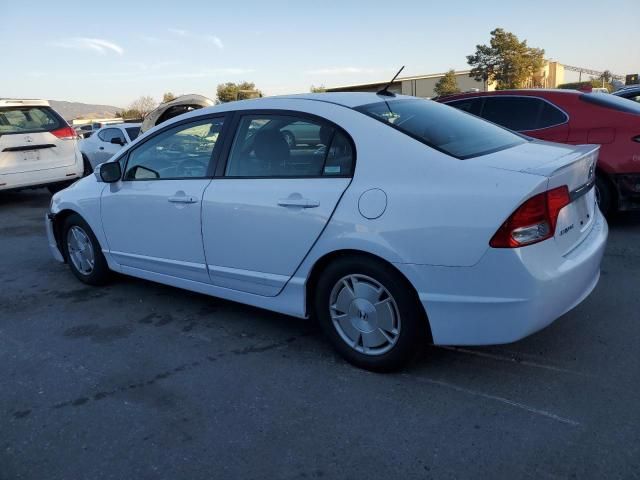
436, 346, 590, 377
405, 374, 581, 427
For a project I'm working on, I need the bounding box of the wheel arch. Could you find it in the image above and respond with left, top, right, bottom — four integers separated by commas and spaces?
51, 209, 105, 261
304, 249, 433, 342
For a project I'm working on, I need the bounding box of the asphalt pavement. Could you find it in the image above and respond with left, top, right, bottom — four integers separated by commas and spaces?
1, 189, 639, 480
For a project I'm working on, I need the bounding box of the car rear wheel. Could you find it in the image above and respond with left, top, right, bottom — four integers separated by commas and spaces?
314, 256, 427, 372
62, 214, 110, 285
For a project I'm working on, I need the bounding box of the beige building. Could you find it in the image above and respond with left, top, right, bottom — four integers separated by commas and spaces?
327, 61, 565, 98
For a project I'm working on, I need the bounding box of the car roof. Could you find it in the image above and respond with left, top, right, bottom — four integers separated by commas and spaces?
439, 89, 583, 102
0, 98, 50, 107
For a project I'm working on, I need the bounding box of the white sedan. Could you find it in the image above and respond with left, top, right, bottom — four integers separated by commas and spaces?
79, 123, 141, 172
46, 93, 608, 371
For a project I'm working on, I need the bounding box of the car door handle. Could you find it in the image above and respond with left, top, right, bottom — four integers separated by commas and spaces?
168, 196, 198, 204
99, 147, 104, 150
277, 197, 320, 208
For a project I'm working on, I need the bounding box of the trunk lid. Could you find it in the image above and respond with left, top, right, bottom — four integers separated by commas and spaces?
478, 140, 599, 255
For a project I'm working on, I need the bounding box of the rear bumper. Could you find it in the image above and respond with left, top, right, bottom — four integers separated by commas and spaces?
45, 213, 65, 263
0, 164, 82, 191
395, 209, 608, 345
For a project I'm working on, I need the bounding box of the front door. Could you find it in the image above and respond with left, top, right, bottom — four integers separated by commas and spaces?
202, 112, 355, 296
101, 116, 226, 282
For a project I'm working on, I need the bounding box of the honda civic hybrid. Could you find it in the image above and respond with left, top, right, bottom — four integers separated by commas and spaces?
46, 93, 607, 371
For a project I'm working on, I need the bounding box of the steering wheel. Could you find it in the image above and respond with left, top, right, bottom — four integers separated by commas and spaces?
176, 158, 207, 177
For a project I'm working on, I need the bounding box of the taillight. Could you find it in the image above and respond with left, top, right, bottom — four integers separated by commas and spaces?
490, 186, 570, 248
51, 126, 76, 140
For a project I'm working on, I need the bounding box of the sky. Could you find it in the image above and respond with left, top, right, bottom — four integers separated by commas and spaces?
1, 0, 639, 108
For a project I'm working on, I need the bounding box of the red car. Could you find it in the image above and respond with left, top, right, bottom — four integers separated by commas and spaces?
438, 89, 640, 214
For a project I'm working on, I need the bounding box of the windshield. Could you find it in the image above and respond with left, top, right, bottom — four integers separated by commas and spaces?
356, 98, 525, 159
0, 106, 64, 135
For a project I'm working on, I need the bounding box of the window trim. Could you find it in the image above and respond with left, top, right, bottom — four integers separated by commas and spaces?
214, 109, 357, 180
119, 113, 230, 182
444, 95, 570, 133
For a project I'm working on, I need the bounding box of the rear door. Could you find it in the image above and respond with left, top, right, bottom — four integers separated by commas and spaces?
201, 111, 355, 296
0, 105, 76, 174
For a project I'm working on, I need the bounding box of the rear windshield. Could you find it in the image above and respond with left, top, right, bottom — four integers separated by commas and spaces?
355, 98, 524, 159
126, 127, 141, 140
0, 106, 64, 135
580, 93, 640, 114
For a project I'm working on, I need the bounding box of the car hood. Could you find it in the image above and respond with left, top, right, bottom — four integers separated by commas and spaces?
141, 94, 215, 133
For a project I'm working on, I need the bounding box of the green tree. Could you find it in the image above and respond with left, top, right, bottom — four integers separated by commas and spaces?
310, 84, 326, 93
467, 28, 545, 90
434, 70, 461, 97
162, 92, 177, 103
216, 81, 263, 103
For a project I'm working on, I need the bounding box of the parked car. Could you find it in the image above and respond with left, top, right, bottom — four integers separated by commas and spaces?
438, 89, 640, 214
0, 98, 83, 193
141, 94, 214, 134
613, 85, 640, 103
79, 123, 141, 172
46, 93, 607, 371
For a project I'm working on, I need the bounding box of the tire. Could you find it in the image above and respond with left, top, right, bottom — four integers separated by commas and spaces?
61, 214, 110, 285
595, 174, 614, 216
314, 256, 428, 372
82, 155, 94, 176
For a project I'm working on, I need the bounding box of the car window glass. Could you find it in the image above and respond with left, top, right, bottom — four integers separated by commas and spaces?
481, 97, 544, 131
0, 106, 62, 135
125, 127, 141, 140
225, 115, 354, 177
356, 99, 523, 159
446, 98, 483, 116
124, 118, 223, 180
538, 102, 567, 129
98, 128, 125, 143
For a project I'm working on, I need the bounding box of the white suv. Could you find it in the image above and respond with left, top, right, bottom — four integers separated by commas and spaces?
0, 99, 83, 193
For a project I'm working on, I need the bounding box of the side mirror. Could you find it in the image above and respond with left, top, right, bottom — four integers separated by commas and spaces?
98, 161, 122, 183
111, 137, 125, 146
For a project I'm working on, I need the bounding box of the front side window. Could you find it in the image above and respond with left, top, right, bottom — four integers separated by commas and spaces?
0, 106, 63, 135
98, 128, 126, 144
357, 99, 523, 159
225, 114, 354, 177
124, 118, 224, 180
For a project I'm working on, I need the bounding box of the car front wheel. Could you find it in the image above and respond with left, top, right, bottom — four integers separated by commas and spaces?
62, 214, 110, 285
595, 175, 614, 216
314, 256, 428, 372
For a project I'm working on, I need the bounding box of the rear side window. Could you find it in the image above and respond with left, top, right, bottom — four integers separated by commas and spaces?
356, 98, 524, 159
581, 93, 640, 114
225, 114, 354, 177
98, 128, 126, 143
479, 96, 567, 131
0, 107, 63, 135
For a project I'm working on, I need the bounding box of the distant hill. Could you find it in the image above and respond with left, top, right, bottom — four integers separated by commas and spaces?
49, 100, 122, 121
